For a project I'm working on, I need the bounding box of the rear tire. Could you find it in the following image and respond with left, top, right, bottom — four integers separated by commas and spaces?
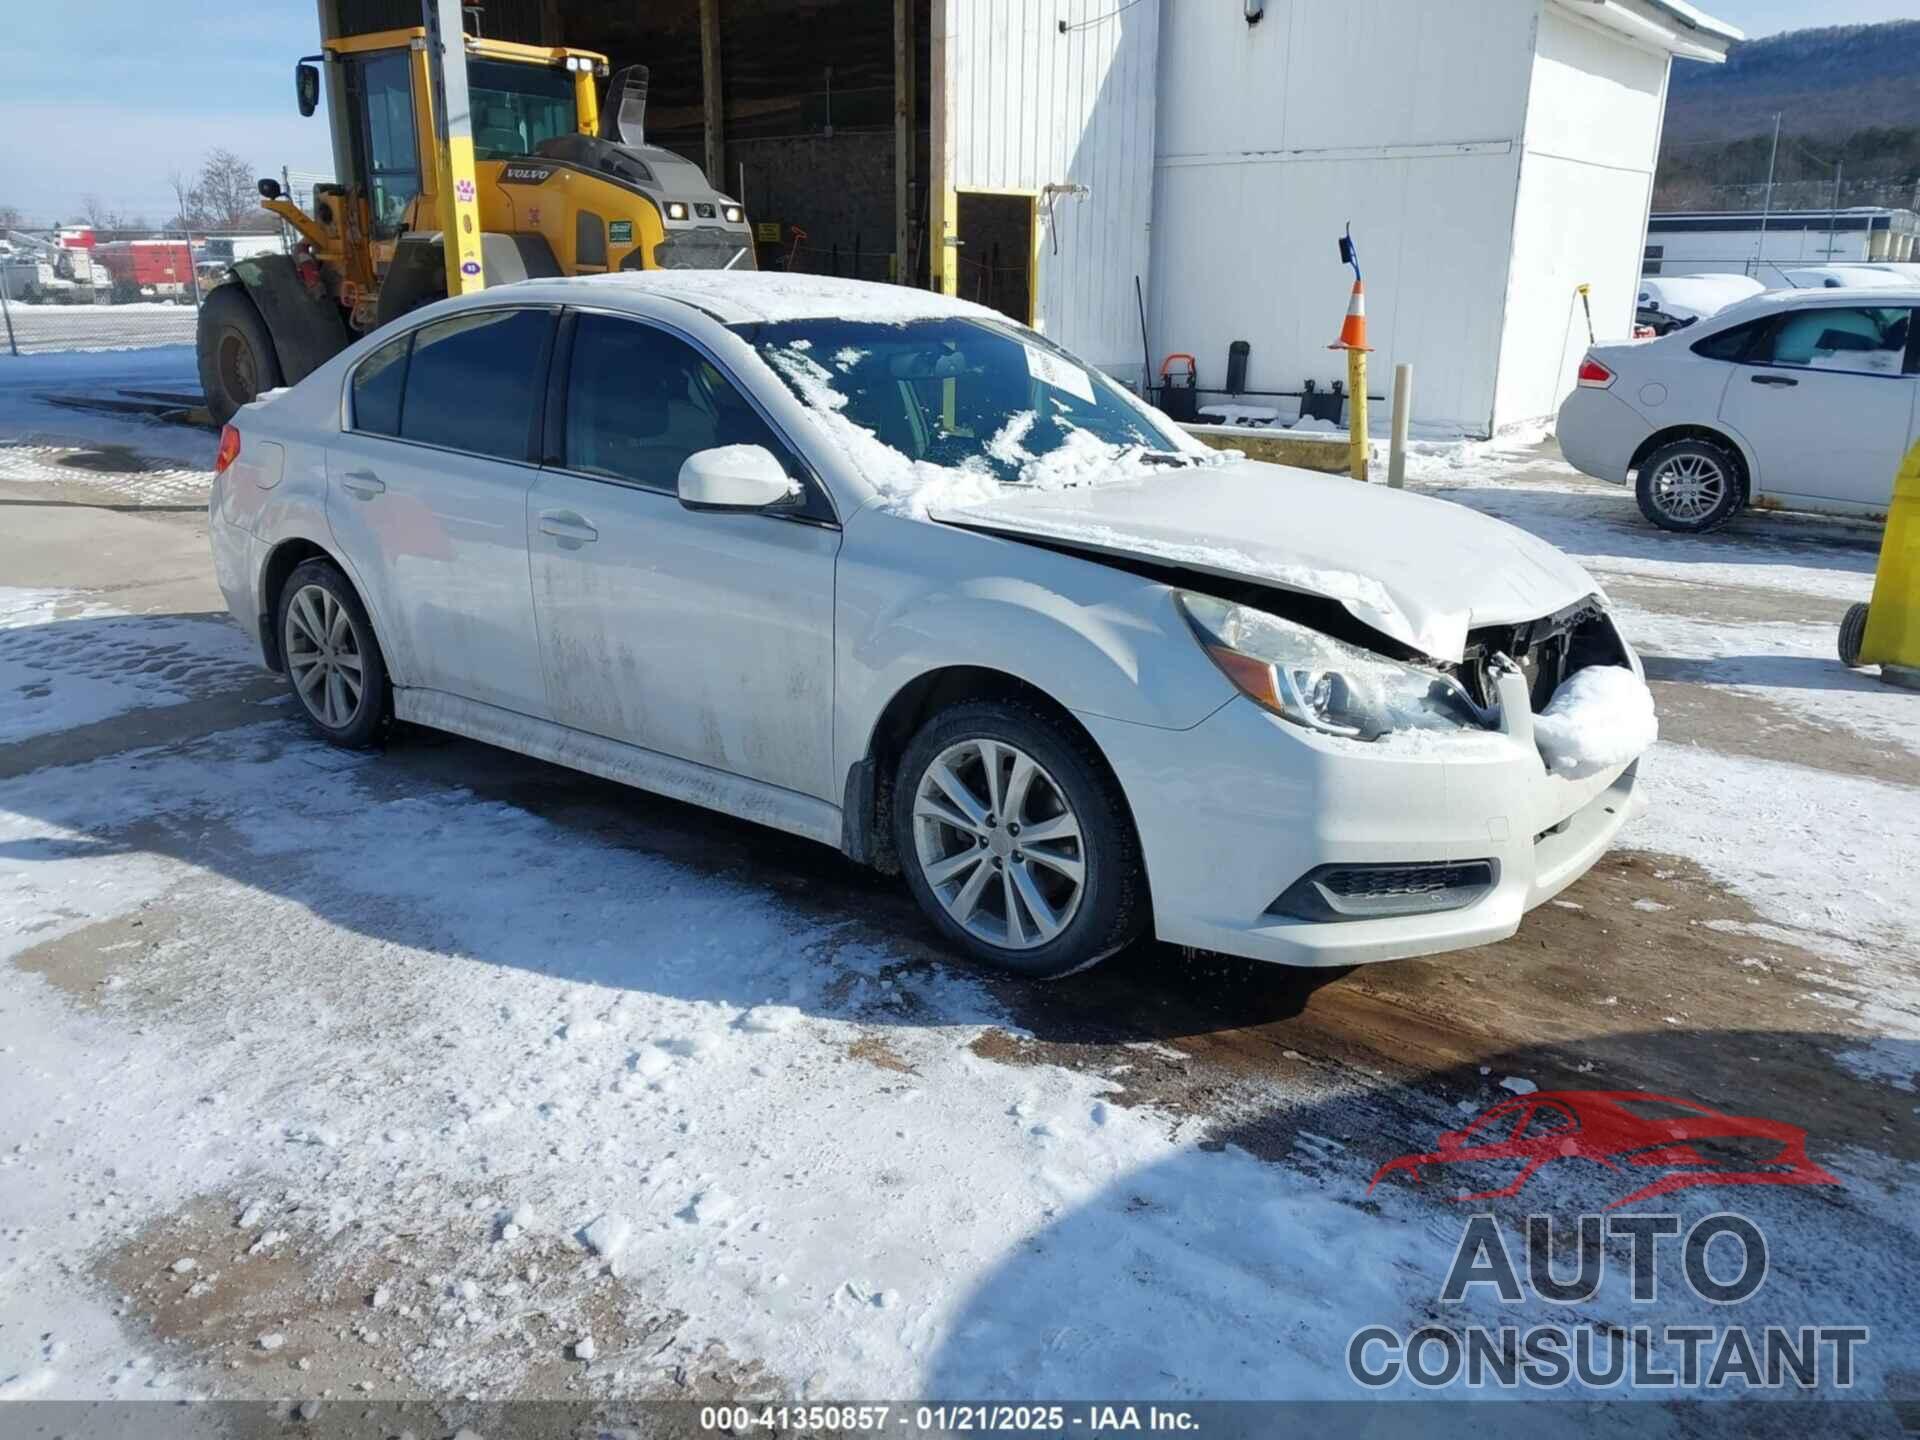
1838, 603, 1869, 669
197, 284, 283, 426
276, 559, 390, 748
1635, 438, 1743, 533
892, 700, 1145, 979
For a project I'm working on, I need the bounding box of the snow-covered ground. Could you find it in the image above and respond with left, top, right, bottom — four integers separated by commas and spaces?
0, 351, 1915, 1431
0, 300, 198, 355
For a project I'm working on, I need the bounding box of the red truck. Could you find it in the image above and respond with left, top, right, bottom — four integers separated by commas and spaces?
92, 240, 195, 303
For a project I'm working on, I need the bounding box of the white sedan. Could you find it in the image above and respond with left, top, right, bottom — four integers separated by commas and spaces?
209, 272, 1652, 978
1560, 285, 1920, 529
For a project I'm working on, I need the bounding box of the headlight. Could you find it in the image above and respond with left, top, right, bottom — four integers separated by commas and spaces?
722, 204, 745, 224
1176, 591, 1488, 741
665, 201, 689, 221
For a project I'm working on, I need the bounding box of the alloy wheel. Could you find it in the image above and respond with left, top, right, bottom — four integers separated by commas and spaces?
1649, 453, 1727, 524
285, 584, 365, 729
911, 738, 1086, 950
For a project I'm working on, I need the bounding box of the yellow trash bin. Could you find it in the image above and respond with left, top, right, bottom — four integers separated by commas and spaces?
1844, 437, 1920, 690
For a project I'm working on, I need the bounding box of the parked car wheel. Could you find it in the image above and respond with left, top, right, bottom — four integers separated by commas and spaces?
276, 559, 390, 748
893, 700, 1144, 978
1635, 439, 1743, 532
1838, 603, 1869, 668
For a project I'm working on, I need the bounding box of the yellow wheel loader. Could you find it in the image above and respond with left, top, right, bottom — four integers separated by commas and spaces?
197, 14, 754, 424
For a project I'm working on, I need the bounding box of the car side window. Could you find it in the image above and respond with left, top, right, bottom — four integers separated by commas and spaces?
350, 333, 410, 437
1750, 305, 1912, 377
1462, 1102, 1528, 1145
562, 312, 821, 513
1524, 1102, 1576, 1138
399, 308, 555, 461
1690, 317, 1768, 363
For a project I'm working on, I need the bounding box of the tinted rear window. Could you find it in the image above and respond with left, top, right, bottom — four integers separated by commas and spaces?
1690, 317, 1767, 362
351, 334, 409, 437
400, 308, 554, 460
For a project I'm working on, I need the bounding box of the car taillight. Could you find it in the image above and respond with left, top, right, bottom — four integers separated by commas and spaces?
214, 424, 241, 474
1577, 357, 1615, 388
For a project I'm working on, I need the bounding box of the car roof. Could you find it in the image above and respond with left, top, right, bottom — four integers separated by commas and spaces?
1707, 283, 1920, 324
481, 269, 1012, 328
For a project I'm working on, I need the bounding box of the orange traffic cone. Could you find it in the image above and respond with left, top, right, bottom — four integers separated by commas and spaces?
1329, 279, 1371, 351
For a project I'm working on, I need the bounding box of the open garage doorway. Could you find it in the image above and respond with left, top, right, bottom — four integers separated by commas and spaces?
954, 190, 1036, 325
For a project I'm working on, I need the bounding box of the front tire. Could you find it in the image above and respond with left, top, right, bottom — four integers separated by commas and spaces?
892, 700, 1145, 978
276, 559, 390, 748
197, 284, 283, 426
1635, 438, 1743, 533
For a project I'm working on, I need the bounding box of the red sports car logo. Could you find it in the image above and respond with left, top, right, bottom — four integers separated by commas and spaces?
1368, 1090, 1837, 1209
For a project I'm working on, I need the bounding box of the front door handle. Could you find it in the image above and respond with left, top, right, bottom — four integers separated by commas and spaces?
340, 470, 386, 498
1749, 374, 1799, 387
538, 510, 599, 545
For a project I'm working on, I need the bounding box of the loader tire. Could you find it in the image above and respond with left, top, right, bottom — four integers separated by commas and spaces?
198, 284, 284, 426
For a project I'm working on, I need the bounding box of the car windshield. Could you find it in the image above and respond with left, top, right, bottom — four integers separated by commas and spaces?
739, 317, 1197, 486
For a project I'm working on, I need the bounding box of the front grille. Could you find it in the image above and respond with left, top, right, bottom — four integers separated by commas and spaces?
1269, 860, 1499, 922
651, 226, 755, 271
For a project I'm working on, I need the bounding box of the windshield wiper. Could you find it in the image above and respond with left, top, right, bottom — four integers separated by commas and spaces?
1137, 450, 1200, 468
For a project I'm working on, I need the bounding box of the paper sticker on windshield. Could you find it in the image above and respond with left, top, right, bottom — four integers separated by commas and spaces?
1022, 343, 1095, 406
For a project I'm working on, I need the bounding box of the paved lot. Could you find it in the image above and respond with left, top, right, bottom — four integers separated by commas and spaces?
1, 356, 1915, 1430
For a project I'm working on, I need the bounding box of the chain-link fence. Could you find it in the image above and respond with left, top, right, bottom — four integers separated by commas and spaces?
1, 220, 297, 358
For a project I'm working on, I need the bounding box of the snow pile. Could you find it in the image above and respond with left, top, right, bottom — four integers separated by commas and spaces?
1532, 664, 1658, 777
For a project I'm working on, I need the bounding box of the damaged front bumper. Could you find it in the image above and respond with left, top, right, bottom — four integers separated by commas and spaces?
1081, 666, 1648, 968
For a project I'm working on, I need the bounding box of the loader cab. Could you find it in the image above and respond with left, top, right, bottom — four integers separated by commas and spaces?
337, 46, 422, 241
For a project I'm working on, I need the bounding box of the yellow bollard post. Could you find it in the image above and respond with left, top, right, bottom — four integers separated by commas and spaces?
1347, 347, 1368, 483
1852, 437, 1920, 691
1328, 225, 1371, 483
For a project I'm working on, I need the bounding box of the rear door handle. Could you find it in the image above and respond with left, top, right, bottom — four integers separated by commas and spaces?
340, 469, 386, 497
538, 510, 599, 544
1749, 374, 1798, 387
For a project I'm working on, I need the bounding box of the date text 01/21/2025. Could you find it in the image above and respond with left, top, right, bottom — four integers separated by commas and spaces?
697, 1404, 1203, 1433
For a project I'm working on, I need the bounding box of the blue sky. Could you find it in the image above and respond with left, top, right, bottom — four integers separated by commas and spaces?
2, 0, 1916, 225
1707, 0, 1920, 32
1, 3, 337, 226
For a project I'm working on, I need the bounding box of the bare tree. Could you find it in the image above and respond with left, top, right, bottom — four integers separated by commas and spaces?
166, 168, 197, 231
190, 149, 261, 232
0, 202, 23, 232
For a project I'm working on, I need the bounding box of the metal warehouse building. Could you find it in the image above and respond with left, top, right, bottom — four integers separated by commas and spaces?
1646, 207, 1920, 280
332, 0, 1735, 435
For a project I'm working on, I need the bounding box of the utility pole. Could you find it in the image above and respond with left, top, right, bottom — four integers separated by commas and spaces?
1755, 111, 1780, 278
1828, 159, 1844, 259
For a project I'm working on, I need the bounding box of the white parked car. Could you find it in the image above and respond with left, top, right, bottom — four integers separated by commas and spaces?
1560, 286, 1920, 530
1635, 274, 1763, 335
210, 273, 1652, 978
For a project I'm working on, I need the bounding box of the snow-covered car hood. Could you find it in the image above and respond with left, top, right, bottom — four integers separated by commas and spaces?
928, 461, 1601, 661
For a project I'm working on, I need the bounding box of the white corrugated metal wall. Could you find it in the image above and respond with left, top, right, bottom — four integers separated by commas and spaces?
1148, 0, 1538, 434
1491, 3, 1672, 429
939, 0, 1160, 384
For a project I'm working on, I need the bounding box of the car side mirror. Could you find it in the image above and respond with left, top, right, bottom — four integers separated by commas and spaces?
296, 63, 321, 118
677, 444, 795, 512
